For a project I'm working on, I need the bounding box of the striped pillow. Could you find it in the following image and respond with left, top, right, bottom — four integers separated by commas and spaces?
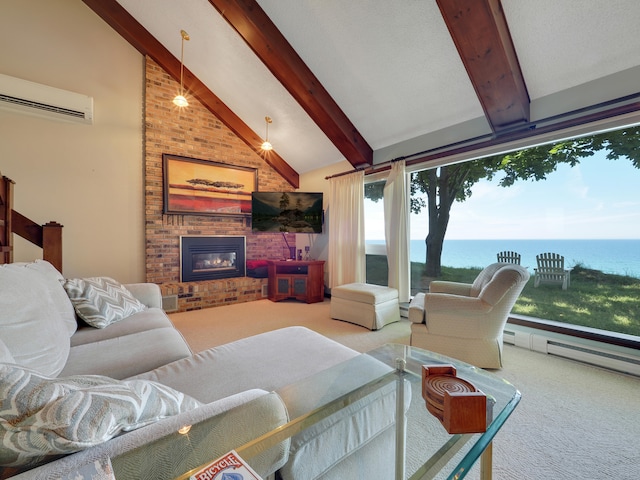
63, 277, 147, 328
0, 363, 202, 467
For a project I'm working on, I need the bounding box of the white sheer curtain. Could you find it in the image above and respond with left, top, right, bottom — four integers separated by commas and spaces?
384, 160, 410, 302
328, 170, 366, 289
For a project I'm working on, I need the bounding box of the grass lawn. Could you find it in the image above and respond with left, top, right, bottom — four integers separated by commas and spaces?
367, 256, 640, 337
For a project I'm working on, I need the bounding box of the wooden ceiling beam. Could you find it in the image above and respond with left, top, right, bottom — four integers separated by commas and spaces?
81, 0, 299, 188
208, 0, 373, 168
436, 0, 530, 133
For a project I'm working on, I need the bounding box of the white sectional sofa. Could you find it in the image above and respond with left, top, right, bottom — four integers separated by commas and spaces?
0, 260, 401, 480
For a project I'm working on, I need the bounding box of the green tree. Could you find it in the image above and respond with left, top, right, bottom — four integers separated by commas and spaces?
365, 126, 640, 277
279, 192, 290, 211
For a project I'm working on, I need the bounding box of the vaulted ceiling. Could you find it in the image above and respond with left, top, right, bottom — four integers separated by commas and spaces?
83, 0, 640, 188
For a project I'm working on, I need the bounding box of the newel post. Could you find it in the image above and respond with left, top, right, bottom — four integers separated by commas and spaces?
42, 221, 63, 273
0, 174, 15, 265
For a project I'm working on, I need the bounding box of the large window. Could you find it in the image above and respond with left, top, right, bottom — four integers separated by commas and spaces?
364, 178, 388, 286
362, 124, 640, 338
405, 124, 640, 337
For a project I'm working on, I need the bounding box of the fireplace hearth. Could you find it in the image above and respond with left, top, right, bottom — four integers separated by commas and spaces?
180, 236, 246, 282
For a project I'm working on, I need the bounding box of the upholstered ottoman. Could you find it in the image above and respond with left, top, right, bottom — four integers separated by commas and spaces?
330, 283, 400, 330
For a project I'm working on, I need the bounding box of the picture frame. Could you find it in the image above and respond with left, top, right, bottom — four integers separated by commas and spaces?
162, 154, 257, 216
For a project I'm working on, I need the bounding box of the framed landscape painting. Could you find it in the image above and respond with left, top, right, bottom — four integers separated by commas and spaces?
162, 154, 257, 216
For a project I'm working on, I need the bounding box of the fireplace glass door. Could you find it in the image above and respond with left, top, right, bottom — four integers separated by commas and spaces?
181, 236, 246, 282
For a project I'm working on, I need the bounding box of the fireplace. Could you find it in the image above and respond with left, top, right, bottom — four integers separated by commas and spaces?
180, 236, 246, 282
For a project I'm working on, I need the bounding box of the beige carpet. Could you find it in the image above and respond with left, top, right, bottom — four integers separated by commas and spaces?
170, 299, 640, 479
169, 298, 411, 354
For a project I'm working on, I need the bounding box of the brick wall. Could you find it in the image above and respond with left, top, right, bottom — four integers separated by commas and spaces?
144, 58, 294, 312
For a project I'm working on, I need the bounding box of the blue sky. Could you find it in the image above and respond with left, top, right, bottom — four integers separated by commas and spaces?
365, 150, 640, 240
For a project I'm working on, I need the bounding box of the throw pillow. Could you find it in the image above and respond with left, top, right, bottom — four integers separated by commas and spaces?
0, 363, 202, 467
0, 263, 70, 376
63, 277, 147, 328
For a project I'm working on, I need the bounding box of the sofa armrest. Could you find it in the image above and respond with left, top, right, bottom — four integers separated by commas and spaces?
429, 280, 473, 296
425, 292, 492, 315
124, 283, 162, 309
408, 292, 425, 323
10, 389, 290, 480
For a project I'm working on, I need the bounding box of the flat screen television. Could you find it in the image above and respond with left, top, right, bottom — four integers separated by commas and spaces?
251, 191, 323, 233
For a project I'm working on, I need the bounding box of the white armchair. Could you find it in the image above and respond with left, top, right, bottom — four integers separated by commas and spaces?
409, 263, 530, 369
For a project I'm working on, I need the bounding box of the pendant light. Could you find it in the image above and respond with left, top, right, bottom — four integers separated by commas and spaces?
261, 116, 273, 151
173, 30, 190, 108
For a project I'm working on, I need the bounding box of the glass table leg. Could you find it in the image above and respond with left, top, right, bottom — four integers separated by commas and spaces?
480, 441, 493, 480
395, 355, 407, 480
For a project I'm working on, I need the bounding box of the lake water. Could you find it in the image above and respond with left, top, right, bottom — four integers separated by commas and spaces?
372, 239, 640, 279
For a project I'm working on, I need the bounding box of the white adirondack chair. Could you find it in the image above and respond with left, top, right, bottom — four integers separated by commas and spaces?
534, 252, 571, 290
497, 251, 521, 265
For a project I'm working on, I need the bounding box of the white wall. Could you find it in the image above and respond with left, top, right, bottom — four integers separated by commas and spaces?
0, 0, 355, 284
0, 0, 145, 282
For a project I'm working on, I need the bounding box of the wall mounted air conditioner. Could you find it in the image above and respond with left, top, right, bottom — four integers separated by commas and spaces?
0, 73, 93, 124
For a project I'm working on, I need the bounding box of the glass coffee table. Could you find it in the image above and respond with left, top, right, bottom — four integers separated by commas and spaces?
365, 344, 521, 479
171, 343, 520, 480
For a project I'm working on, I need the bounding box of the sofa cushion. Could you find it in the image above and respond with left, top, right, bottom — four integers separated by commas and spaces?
63, 277, 147, 328
131, 326, 361, 404
0, 363, 202, 468
0, 263, 70, 376
60, 327, 193, 380
69, 308, 174, 347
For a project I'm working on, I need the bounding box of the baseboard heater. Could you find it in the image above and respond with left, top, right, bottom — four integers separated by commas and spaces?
503, 321, 640, 377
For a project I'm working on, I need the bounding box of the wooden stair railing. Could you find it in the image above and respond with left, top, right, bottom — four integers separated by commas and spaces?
12, 212, 63, 272
0, 174, 14, 265
0, 172, 63, 273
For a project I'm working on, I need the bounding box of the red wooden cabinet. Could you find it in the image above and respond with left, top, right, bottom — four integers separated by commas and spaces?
267, 260, 325, 303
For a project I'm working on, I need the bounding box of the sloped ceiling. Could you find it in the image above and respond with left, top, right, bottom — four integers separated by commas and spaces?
84, 0, 640, 187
